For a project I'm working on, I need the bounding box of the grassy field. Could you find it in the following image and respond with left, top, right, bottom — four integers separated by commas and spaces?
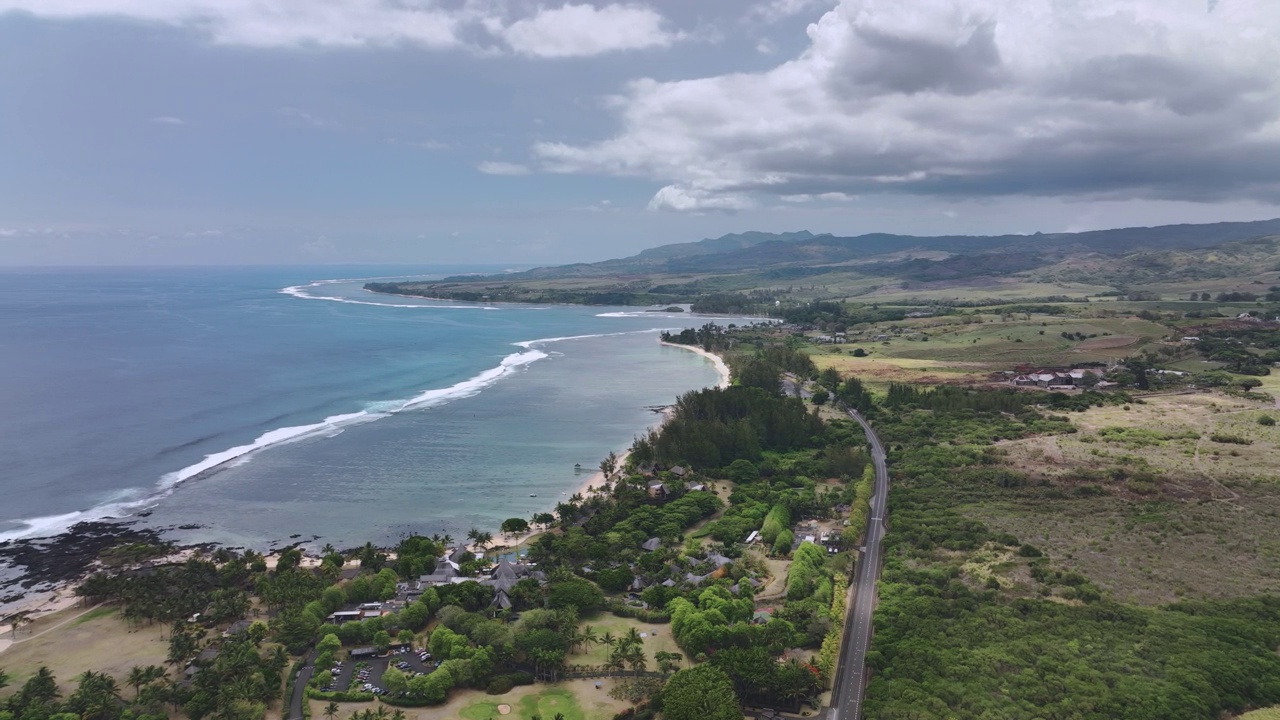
0, 604, 170, 692
1240, 709, 1280, 720
571, 613, 681, 669
803, 313, 1174, 379
961, 393, 1280, 604
310, 680, 629, 720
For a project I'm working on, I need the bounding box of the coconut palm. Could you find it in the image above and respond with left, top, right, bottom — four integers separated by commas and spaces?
323, 702, 340, 720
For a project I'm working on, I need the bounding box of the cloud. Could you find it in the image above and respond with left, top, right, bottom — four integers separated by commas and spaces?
0, 0, 682, 56
477, 161, 531, 176
749, 0, 833, 23
1, 0, 466, 48
150, 115, 186, 125
498, 3, 681, 58
647, 185, 753, 212
279, 107, 341, 129
535, 0, 1280, 211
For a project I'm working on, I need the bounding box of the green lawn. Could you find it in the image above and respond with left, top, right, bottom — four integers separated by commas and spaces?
72, 606, 118, 626
1240, 709, 1280, 720
460, 687, 584, 720
572, 613, 681, 669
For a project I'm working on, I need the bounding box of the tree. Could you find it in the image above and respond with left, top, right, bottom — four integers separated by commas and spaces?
655, 650, 683, 675
373, 630, 392, 653
547, 579, 604, 613
381, 667, 408, 696
811, 389, 830, 405
323, 702, 340, 720
662, 665, 742, 720
532, 513, 556, 528
600, 451, 619, 479
500, 518, 530, 535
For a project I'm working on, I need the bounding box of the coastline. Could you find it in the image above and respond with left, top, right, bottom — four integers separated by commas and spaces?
492, 342, 731, 553
1, 338, 734, 629
660, 340, 732, 390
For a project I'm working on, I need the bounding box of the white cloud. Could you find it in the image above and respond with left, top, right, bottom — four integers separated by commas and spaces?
279, 107, 341, 129
150, 115, 186, 125
0, 0, 683, 56
755, 38, 777, 55
1, 0, 466, 48
647, 185, 753, 212
750, 0, 832, 23
477, 161, 531, 176
498, 3, 681, 58
535, 0, 1280, 211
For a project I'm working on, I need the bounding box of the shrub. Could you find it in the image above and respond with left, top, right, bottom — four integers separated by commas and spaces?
1017, 544, 1043, 558
485, 676, 514, 695
1259, 415, 1276, 426
1210, 432, 1252, 445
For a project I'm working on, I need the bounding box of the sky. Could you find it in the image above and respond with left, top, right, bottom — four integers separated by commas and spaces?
1, 0, 1279, 266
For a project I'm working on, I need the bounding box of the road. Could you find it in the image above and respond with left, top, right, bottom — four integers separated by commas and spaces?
828, 407, 890, 720
288, 651, 315, 720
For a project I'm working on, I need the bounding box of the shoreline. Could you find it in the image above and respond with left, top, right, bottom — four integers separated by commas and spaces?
491, 342, 730, 553
1, 340, 734, 627
660, 340, 732, 390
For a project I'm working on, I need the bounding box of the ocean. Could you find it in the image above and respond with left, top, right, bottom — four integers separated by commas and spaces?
0, 266, 726, 553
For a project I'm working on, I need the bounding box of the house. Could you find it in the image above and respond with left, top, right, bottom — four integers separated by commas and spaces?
641, 537, 662, 552
701, 553, 733, 570
744, 530, 760, 545
419, 560, 460, 587
669, 466, 687, 478
480, 558, 547, 609
687, 483, 707, 492
326, 610, 363, 625
349, 647, 381, 659
223, 619, 253, 637
647, 483, 672, 501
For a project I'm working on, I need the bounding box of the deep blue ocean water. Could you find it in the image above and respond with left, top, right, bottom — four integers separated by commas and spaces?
0, 266, 724, 552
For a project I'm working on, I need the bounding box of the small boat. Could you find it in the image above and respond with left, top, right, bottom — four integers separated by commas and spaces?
529, 493, 537, 497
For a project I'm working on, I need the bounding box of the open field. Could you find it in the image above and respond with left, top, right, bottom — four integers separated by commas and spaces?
308, 680, 629, 720
1239, 709, 1280, 720
0, 604, 170, 691
807, 353, 990, 389
962, 393, 1280, 604
571, 613, 680, 668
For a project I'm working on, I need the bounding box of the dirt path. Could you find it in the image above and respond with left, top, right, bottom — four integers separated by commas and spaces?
0, 602, 107, 654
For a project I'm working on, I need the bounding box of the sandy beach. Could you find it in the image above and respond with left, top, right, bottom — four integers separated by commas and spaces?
661, 341, 732, 389
490, 342, 731, 554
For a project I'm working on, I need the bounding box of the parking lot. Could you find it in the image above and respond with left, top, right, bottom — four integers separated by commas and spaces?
321, 648, 439, 695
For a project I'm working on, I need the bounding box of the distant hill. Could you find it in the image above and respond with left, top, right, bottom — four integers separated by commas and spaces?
458, 218, 1280, 282
380, 218, 1280, 307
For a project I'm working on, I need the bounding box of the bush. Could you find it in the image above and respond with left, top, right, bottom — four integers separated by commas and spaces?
1259, 415, 1276, 426
1017, 544, 1043, 558
606, 601, 671, 623
1210, 432, 1252, 445
485, 676, 514, 695
305, 689, 375, 703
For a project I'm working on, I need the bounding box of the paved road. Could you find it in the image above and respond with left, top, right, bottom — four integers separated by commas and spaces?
828, 407, 890, 720
288, 651, 315, 720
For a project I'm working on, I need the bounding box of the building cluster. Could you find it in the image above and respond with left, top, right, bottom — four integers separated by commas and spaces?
1007, 368, 1104, 389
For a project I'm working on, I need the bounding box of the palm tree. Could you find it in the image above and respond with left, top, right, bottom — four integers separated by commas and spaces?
581, 625, 599, 652
466, 528, 482, 546
324, 702, 340, 720
126, 667, 148, 700
390, 710, 406, 720
599, 632, 617, 664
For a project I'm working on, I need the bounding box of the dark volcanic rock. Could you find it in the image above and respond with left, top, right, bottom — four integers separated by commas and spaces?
0, 520, 163, 590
